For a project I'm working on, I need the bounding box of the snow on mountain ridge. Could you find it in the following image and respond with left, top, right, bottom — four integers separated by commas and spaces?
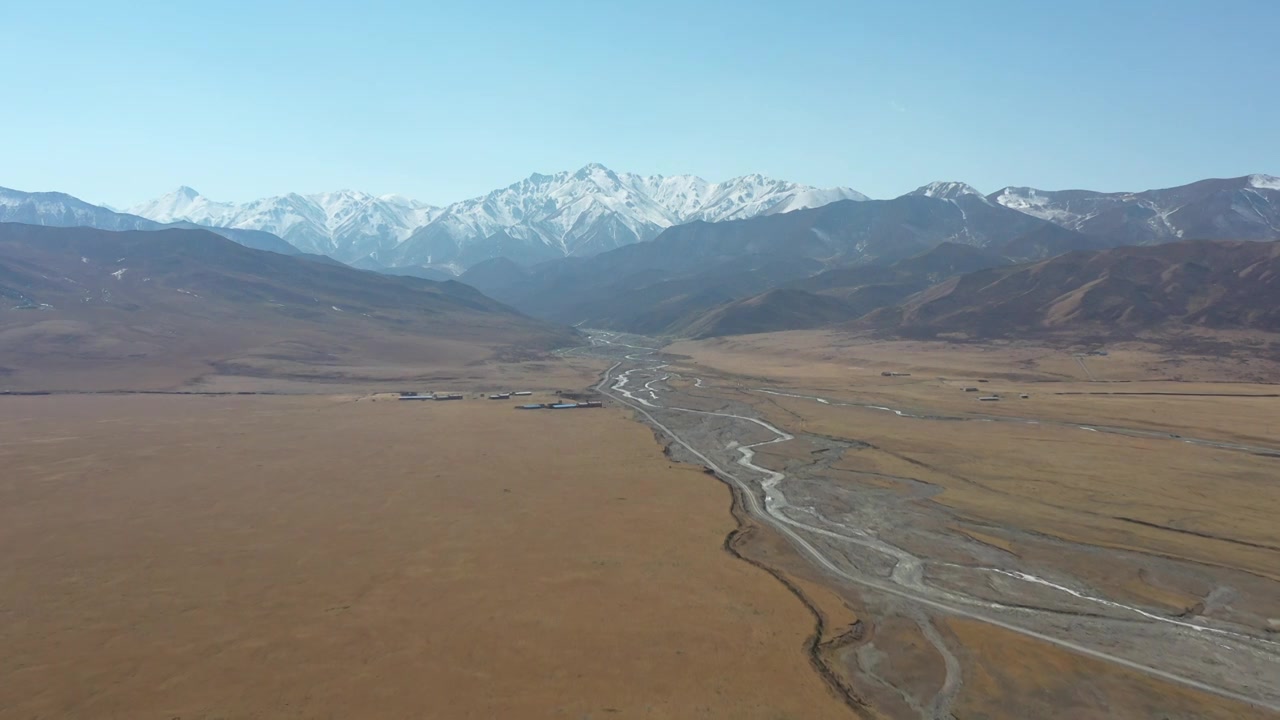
990, 187, 1084, 225
1251, 174, 1280, 190
991, 176, 1280, 245
1, 186, 162, 231
128, 165, 868, 268
128, 188, 444, 257
912, 181, 987, 201
0, 186, 301, 254
389, 166, 867, 266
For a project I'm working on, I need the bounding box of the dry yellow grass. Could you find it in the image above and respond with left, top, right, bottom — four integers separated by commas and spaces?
668, 331, 1280, 386
672, 332, 1280, 588
945, 618, 1267, 720
662, 330, 1280, 716
668, 333, 1280, 449
0, 395, 854, 720
750, 394, 1279, 585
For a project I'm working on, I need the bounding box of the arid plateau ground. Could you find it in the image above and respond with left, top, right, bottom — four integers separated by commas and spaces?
0, 393, 852, 719
3, 329, 1279, 719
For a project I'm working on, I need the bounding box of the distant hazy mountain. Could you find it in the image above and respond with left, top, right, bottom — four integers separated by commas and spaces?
1, 187, 158, 231
989, 175, 1280, 245
0, 186, 298, 255
863, 239, 1280, 338
130, 164, 867, 272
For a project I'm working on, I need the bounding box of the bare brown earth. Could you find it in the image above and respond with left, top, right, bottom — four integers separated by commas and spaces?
0, 224, 583, 393
7, 323, 1279, 719
0, 395, 855, 720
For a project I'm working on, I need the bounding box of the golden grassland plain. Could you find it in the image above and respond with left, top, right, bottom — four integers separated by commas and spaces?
0, 395, 854, 720
668, 331, 1280, 446
0, 342, 606, 396
180, 354, 607, 395
750, 398, 1278, 581
670, 331, 1280, 591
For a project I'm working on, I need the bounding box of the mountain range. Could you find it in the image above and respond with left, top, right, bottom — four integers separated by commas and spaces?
613, 238, 1280, 342
990, 174, 1280, 246
0, 223, 574, 391
128, 164, 867, 271
11, 169, 1278, 282
668, 243, 1014, 340
456, 174, 1280, 340
862, 239, 1280, 339
4, 167, 1280, 387
460, 192, 1098, 332
129, 186, 441, 263
0, 186, 300, 256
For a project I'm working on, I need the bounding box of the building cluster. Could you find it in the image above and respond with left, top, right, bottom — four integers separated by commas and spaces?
517, 401, 603, 410
397, 391, 526, 402
962, 387, 1031, 402
395, 390, 602, 409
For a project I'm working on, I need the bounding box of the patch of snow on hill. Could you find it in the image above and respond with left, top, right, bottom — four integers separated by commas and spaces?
913, 181, 987, 201
991, 187, 1082, 225
1250, 174, 1280, 190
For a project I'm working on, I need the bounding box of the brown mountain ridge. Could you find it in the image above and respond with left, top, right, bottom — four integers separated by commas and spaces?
669, 243, 1013, 339
863, 239, 1280, 339
0, 223, 577, 391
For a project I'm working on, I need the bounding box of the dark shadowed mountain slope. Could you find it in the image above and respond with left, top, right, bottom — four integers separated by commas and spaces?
476, 249, 824, 330
458, 256, 531, 293
348, 256, 456, 282
790, 242, 1012, 297
164, 221, 301, 255
671, 288, 857, 339
460, 196, 1088, 332
638, 194, 1093, 267
0, 224, 577, 390
862, 239, 1280, 338
570, 256, 826, 335
666, 243, 1015, 339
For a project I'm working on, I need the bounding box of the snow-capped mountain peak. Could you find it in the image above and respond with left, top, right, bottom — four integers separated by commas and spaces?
127, 186, 235, 227
911, 181, 987, 201
129, 165, 868, 269
129, 188, 443, 258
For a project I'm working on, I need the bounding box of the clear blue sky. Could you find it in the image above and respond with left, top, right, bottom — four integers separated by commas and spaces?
3, 0, 1277, 207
